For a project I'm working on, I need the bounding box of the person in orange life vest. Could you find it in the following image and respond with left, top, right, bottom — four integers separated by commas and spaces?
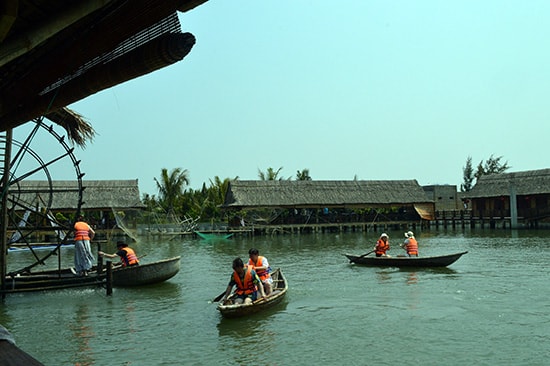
401, 231, 419, 257
98, 241, 139, 266
221, 257, 266, 305
73, 215, 96, 276
248, 248, 273, 296
374, 233, 390, 257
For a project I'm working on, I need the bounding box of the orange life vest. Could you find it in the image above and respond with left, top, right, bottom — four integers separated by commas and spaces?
233, 267, 257, 295
248, 256, 270, 281
405, 237, 418, 256
74, 221, 90, 241
120, 247, 139, 267
375, 239, 390, 255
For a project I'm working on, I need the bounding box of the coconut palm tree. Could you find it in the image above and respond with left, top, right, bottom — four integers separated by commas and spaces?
296, 168, 312, 181
154, 167, 189, 214
258, 167, 284, 180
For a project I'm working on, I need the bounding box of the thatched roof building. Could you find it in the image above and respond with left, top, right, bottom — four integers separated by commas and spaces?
0, 0, 207, 143
463, 169, 550, 198
223, 180, 433, 209
17, 180, 144, 210
462, 169, 550, 222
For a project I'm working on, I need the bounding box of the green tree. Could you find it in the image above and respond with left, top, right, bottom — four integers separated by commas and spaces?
475, 155, 510, 180
258, 167, 284, 180
461, 156, 475, 192
154, 167, 189, 214
296, 168, 312, 181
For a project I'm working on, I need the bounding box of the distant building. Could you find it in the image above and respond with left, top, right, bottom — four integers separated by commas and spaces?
423, 185, 460, 211
222, 180, 435, 227
14, 179, 144, 229
463, 168, 550, 225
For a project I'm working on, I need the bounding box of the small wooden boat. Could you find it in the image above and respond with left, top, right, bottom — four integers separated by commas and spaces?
110, 256, 181, 286
344, 251, 468, 267
2, 268, 104, 294
1, 256, 181, 294
217, 268, 288, 318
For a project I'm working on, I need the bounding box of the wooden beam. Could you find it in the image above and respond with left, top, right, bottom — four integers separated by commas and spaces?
0, 0, 113, 68
177, 0, 209, 13
0, 0, 18, 43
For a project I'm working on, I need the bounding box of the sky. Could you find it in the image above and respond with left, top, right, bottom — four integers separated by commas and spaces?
53, 1, 550, 196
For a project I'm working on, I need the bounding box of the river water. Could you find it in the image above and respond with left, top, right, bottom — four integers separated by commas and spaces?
0, 229, 548, 365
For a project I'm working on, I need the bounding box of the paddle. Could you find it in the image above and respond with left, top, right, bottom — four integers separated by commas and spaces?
359, 250, 375, 258
212, 290, 226, 303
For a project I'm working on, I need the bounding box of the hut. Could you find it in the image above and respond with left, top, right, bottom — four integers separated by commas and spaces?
463, 168, 550, 228
222, 180, 434, 233
12, 179, 144, 242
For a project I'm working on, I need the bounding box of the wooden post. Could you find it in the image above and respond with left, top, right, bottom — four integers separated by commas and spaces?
106, 261, 113, 296
509, 180, 518, 229
96, 242, 103, 275
0, 129, 12, 298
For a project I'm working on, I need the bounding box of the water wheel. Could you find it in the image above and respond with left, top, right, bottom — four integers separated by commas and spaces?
0, 118, 84, 274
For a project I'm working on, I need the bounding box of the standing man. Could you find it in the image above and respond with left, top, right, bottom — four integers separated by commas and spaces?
402, 231, 419, 257
248, 248, 273, 296
73, 215, 95, 276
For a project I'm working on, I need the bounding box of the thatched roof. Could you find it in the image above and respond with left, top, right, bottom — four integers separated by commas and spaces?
0, 0, 207, 142
14, 180, 145, 210
463, 169, 550, 198
223, 180, 433, 209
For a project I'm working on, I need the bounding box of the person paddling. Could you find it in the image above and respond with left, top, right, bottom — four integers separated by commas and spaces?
374, 233, 390, 257
221, 257, 266, 305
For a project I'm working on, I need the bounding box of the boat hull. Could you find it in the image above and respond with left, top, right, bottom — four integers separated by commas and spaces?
1, 256, 181, 294
217, 268, 288, 318
2, 269, 104, 293
344, 251, 468, 267
111, 256, 181, 286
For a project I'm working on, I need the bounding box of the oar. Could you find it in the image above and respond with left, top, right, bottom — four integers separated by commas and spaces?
359, 250, 375, 258
212, 291, 226, 303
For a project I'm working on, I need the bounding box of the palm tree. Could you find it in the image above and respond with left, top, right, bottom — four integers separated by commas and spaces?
154, 167, 189, 213
296, 168, 312, 181
209, 176, 236, 204
201, 176, 238, 220
258, 167, 284, 180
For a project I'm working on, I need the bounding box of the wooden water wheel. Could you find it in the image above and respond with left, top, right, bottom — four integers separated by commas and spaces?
0, 118, 84, 275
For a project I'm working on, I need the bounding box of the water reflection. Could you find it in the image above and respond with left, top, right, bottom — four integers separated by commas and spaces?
375, 270, 393, 284
69, 303, 95, 366
216, 301, 288, 338
406, 271, 418, 285
216, 305, 286, 365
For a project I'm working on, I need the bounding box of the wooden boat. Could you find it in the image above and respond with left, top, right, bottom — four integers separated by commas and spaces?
2, 268, 105, 294
344, 251, 468, 267
110, 256, 181, 286
1, 256, 181, 294
216, 268, 288, 318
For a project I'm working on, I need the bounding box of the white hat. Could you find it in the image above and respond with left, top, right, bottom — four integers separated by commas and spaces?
404, 231, 414, 238
380, 233, 388, 238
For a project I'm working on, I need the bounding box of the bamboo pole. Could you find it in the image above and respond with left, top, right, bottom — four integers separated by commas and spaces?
0, 129, 12, 298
